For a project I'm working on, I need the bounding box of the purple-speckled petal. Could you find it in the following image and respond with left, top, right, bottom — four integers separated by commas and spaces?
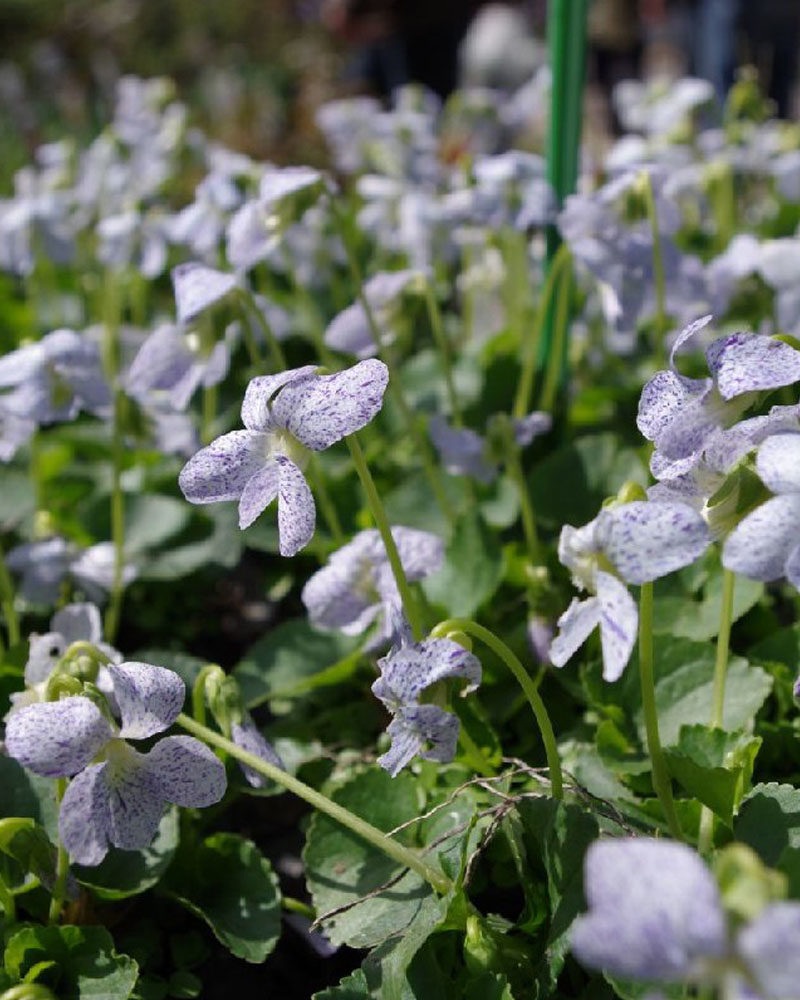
786, 544, 800, 590
722, 494, 800, 581
276, 456, 316, 556
301, 530, 381, 630
637, 370, 709, 446
59, 763, 112, 865
570, 838, 727, 981
669, 314, 714, 371
230, 714, 284, 788
604, 501, 710, 584
125, 324, 194, 403
377, 705, 459, 777
108, 661, 185, 739
513, 411, 552, 447
755, 433, 800, 494
549, 597, 601, 668
595, 571, 638, 682
104, 743, 168, 851
240, 367, 318, 432
5, 697, 113, 777
706, 333, 800, 400
372, 637, 481, 712
238, 458, 280, 530
178, 429, 266, 504
387, 526, 444, 584
141, 735, 227, 807
172, 262, 237, 323
429, 415, 496, 483
737, 902, 800, 998
271, 359, 389, 451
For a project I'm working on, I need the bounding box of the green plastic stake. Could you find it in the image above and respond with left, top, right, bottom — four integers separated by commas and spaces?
539, 0, 589, 392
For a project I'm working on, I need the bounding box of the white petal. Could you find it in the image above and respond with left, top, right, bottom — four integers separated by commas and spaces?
240, 367, 317, 432
178, 430, 267, 504
723, 494, 800, 581
755, 432, 800, 494
596, 571, 638, 682
5, 697, 112, 777
109, 662, 185, 740
142, 735, 226, 807
276, 456, 316, 557
59, 763, 112, 865
238, 459, 280, 530
172, 262, 237, 323
604, 501, 710, 584
549, 597, 601, 668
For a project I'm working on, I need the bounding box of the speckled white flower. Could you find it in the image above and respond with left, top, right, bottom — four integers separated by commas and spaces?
4, 661, 225, 865
178, 360, 389, 556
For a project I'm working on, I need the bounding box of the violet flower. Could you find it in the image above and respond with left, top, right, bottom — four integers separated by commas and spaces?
4, 661, 226, 865
430, 411, 551, 484
178, 360, 389, 556
324, 270, 422, 359
372, 637, 481, 776
301, 526, 443, 647
550, 501, 710, 681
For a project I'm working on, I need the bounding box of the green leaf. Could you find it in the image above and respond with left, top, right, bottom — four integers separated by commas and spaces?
4, 924, 138, 999
748, 622, 800, 669
313, 969, 370, 999
528, 433, 647, 527
75, 808, 179, 900
303, 768, 431, 949
664, 726, 761, 825
164, 833, 280, 963
0, 755, 61, 842
0, 818, 60, 892
83, 494, 190, 555
234, 618, 360, 709
462, 972, 514, 1000
735, 783, 800, 869
653, 572, 763, 641
142, 506, 242, 580
0, 469, 35, 529
383, 470, 458, 537
517, 798, 599, 986
423, 511, 503, 618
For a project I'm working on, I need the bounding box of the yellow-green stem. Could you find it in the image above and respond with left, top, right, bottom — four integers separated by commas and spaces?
104, 389, 126, 643
282, 896, 316, 919
176, 713, 451, 894
638, 582, 683, 840
538, 256, 573, 414
513, 242, 571, 419
346, 434, 423, 641
431, 618, 562, 797
47, 778, 69, 924
640, 170, 668, 367
0, 871, 15, 922
238, 292, 284, 371
424, 281, 461, 425
502, 435, 540, 563
0, 542, 20, 648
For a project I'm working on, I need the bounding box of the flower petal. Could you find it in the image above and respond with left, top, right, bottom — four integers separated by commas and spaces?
549, 597, 601, 668
737, 902, 800, 999
238, 459, 280, 530
669, 314, 714, 370
596, 571, 638, 682
707, 333, 800, 400
178, 430, 266, 504
24, 631, 66, 685
230, 715, 284, 788
50, 602, 104, 645
513, 411, 552, 448
125, 323, 194, 401
429, 415, 496, 483
5, 697, 113, 777
172, 262, 238, 324
108, 662, 185, 739
300, 531, 380, 630
603, 501, 710, 584
377, 705, 459, 777
372, 638, 481, 711
240, 367, 318, 432
570, 838, 727, 981
276, 456, 316, 557
637, 369, 709, 447
142, 735, 227, 807
755, 432, 800, 494
105, 744, 168, 851
59, 763, 112, 865
723, 494, 800, 581
271, 359, 389, 451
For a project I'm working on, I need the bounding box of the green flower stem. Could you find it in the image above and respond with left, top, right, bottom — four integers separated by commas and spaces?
424, 280, 461, 426
513, 242, 571, 420
638, 582, 683, 840
102, 274, 126, 645
282, 896, 316, 919
538, 255, 573, 414
307, 458, 345, 546
640, 170, 668, 367
457, 724, 496, 778
47, 779, 69, 925
192, 663, 223, 725
237, 291, 282, 371
331, 200, 455, 525
176, 713, 452, 895
346, 434, 423, 641
501, 432, 540, 564
0, 871, 15, 923
431, 618, 562, 798
0, 541, 20, 648
699, 568, 737, 853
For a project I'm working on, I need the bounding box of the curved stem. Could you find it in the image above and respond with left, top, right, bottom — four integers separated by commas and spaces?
424, 281, 461, 425
638, 583, 683, 840
640, 170, 668, 367
513, 242, 571, 419
431, 618, 562, 798
47, 779, 69, 924
176, 713, 452, 894
282, 896, 316, 919
346, 434, 423, 641
538, 254, 573, 414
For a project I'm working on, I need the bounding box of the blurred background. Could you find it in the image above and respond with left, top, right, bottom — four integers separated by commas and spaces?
0, 0, 797, 186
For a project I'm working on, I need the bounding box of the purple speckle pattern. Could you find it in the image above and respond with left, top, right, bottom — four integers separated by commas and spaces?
272, 359, 389, 451
755, 432, 800, 494
571, 838, 727, 982
109, 661, 185, 740
143, 735, 227, 807
171, 262, 237, 323
372, 638, 481, 714
603, 501, 711, 585
230, 715, 285, 788
550, 597, 602, 670
378, 705, 460, 777
59, 763, 112, 865
5, 697, 113, 777
238, 460, 280, 530
276, 455, 316, 556
595, 571, 638, 682
240, 366, 318, 432
179, 430, 267, 504
707, 333, 800, 401
723, 494, 800, 582
105, 748, 168, 851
